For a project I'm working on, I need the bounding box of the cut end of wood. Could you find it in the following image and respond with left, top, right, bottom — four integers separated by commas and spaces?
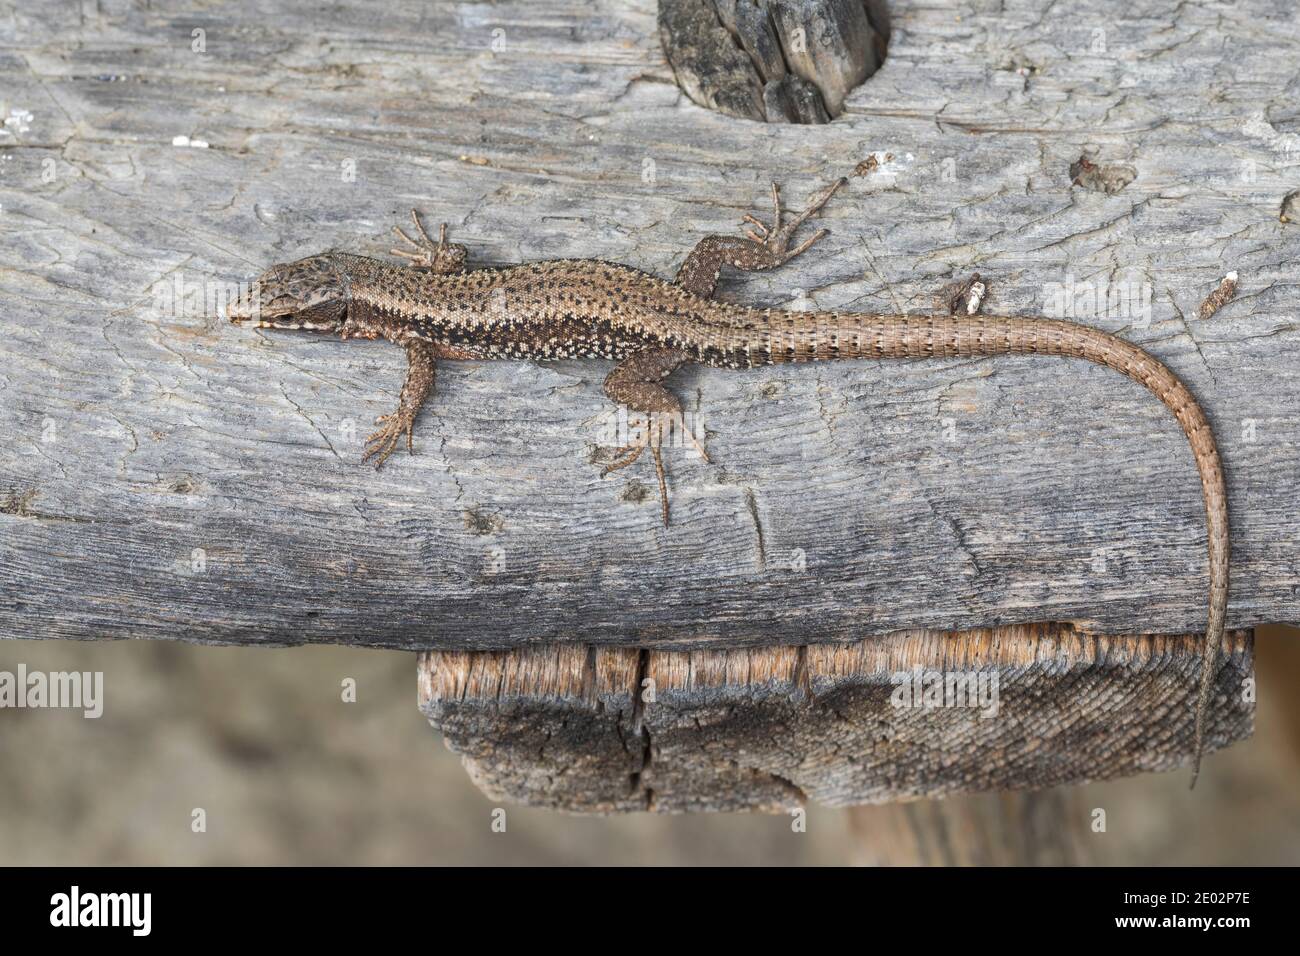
418, 624, 1255, 813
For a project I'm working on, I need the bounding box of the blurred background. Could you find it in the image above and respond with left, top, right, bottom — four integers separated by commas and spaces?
1, 625, 1296, 865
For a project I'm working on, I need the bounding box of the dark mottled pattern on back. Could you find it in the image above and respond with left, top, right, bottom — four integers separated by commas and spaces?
333, 254, 776, 368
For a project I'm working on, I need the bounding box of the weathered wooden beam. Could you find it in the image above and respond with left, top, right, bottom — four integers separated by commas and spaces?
419, 625, 1254, 812
2, 1, 1296, 651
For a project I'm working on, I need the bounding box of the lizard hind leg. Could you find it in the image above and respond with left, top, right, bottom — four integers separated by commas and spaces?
601, 348, 707, 526
674, 176, 848, 298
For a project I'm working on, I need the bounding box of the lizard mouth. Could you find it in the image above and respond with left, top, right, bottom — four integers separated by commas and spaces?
228, 295, 294, 326
227, 299, 341, 330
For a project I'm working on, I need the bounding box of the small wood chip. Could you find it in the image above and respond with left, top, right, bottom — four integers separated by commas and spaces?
1198, 271, 1238, 321
852, 152, 893, 177
938, 272, 988, 315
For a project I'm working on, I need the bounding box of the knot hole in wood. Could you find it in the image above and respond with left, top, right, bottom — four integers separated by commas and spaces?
659, 0, 891, 123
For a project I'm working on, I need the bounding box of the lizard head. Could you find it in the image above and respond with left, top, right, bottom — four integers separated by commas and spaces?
228, 254, 348, 331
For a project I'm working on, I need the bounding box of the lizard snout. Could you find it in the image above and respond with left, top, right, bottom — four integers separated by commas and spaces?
227, 287, 259, 324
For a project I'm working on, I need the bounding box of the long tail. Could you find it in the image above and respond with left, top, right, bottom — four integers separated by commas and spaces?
728, 312, 1229, 779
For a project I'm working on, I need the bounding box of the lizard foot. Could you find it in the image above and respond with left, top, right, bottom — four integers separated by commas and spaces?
601, 411, 709, 526
742, 177, 847, 264
602, 415, 669, 525
361, 411, 416, 470
391, 210, 469, 273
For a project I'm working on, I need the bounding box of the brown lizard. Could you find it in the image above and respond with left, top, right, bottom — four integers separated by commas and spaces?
227, 178, 1229, 785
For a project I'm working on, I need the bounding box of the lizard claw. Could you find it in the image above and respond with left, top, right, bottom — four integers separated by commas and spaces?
742, 214, 770, 242
362, 413, 416, 469
390, 210, 468, 273
741, 177, 846, 263
600, 411, 708, 526
601, 427, 651, 477
600, 417, 668, 524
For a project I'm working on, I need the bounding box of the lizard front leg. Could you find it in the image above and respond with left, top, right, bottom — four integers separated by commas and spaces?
362, 339, 438, 469
602, 347, 708, 526
390, 211, 469, 274
674, 177, 846, 297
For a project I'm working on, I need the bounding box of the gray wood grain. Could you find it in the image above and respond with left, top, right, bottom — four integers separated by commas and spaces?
1, 0, 1297, 651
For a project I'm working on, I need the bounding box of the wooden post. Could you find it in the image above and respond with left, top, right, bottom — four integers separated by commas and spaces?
418, 626, 1253, 812
845, 791, 1096, 866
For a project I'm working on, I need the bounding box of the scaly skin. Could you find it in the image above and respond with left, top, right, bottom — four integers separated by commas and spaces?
228, 179, 1229, 785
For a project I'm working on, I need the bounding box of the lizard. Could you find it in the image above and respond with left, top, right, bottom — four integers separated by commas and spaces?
227, 177, 1230, 786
